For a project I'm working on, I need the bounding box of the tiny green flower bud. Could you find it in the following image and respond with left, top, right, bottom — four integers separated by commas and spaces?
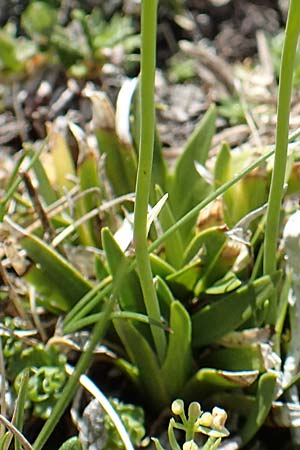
171, 399, 184, 416
183, 440, 199, 450
198, 412, 213, 427
188, 402, 201, 421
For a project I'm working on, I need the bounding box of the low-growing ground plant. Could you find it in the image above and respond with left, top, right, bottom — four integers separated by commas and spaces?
0, 1, 139, 79
0, 0, 300, 449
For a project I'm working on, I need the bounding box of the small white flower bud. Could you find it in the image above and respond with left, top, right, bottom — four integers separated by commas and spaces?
183, 440, 199, 450
212, 407, 227, 430
198, 412, 213, 427
171, 399, 184, 416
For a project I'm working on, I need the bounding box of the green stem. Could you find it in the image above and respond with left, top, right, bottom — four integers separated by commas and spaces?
133, 0, 166, 363
263, 0, 300, 324
32, 297, 115, 450
185, 423, 194, 442
63, 277, 111, 328
202, 437, 221, 450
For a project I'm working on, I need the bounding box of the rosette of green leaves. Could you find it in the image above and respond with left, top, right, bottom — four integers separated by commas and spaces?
103, 398, 145, 449
2, 320, 67, 419
15, 365, 67, 419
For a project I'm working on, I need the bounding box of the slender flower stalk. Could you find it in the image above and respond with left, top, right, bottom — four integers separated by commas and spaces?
133, 0, 167, 362
263, 0, 300, 324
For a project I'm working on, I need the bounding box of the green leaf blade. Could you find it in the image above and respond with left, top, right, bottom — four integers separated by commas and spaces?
161, 301, 192, 397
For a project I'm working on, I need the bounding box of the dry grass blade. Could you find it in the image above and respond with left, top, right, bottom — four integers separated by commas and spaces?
21, 172, 56, 242
0, 261, 29, 322
0, 415, 33, 450
51, 193, 135, 247
66, 364, 135, 450
29, 286, 47, 343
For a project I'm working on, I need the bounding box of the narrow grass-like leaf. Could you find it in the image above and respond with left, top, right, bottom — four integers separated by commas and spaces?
147, 193, 169, 236
24, 265, 73, 312
184, 227, 227, 263
0, 367, 28, 450
113, 319, 170, 411
155, 185, 184, 269
161, 301, 192, 397
184, 227, 235, 295
117, 140, 138, 195
149, 149, 275, 256
98, 131, 129, 195
13, 369, 29, 450
77, 148, 102, 246
170, 105, 216, 221
155, 276, 176, 304
94, 253, 109, 280
237, 169, 268, 225
215, 143, 268, 226
151, 132, 168, 201
0, 143, 46, 221
0, 433, 12, 450
6, 219, 92, 311
167, 228, 237, 297
66, 310, 167, 334
166, 260, 202, 298
154, 275, 177, 325
195, 249, 240, 296
102, 227, 144, 312
87, 90, 127, 194
0, 416, 32, 450
150, 254, 175, 278
115, 78, 138, 148
46, 122, 76, 193
214, 141, 232, 189
214, 142, 234, 226
26, 148, 57, 205
88, 90, 137, 195
65, 122, 102, 246
192, 273, 280, 348
201, 345, 268, 372
240, 371, 277, 445
275, 269, 292, 354
183, 368, 259, 401
115, 80, 137, 192
204, 271, 241, 295
63, 278, 111, 331
115, 357, 139, 387
115, 81, 139, 193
